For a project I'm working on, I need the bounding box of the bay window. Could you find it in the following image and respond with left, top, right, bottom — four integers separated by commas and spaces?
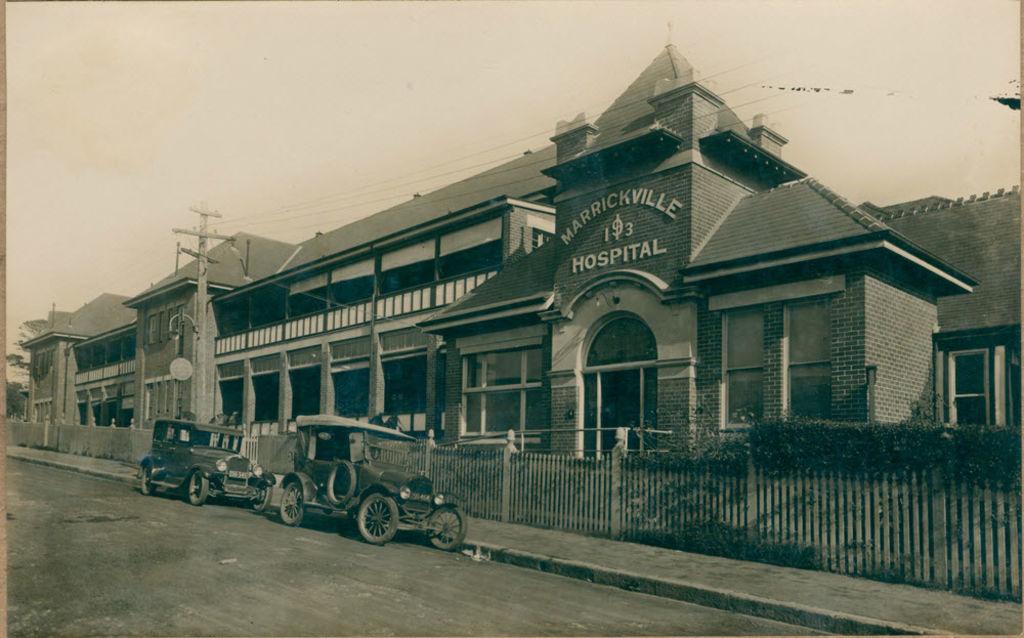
724, 308, 763, 425
462, 348, 543, 437
787, 299, 832, 419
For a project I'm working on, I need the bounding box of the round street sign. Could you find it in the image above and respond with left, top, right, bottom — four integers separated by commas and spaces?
170, 357, 194, 381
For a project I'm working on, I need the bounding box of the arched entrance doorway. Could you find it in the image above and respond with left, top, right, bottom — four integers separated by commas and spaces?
583, 315, 657, 454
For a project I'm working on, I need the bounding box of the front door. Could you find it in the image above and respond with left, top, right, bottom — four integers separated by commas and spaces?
583, 369, 656, 454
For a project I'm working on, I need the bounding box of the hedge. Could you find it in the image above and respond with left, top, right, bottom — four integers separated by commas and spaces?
748, 417, 1020, 484
628, 417, 1020, 485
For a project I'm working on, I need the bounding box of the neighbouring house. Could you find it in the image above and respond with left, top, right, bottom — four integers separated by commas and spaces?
866, 191, 1021, 427
23, 294, 136, 425
124, 232, 295, 427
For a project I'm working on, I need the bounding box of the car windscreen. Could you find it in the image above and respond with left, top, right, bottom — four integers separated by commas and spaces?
313, 429, 350, 461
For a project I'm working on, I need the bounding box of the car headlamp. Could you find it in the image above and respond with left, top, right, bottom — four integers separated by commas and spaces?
433, 494, 445, 506
216, 459, 228, 472
399, 486, 411, 500
252, 464, 264, 477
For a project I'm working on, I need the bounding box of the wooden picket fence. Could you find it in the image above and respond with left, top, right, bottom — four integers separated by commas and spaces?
336, 437, 1022, 601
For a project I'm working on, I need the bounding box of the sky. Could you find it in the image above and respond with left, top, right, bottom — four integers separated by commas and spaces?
6, 0, 1020, 366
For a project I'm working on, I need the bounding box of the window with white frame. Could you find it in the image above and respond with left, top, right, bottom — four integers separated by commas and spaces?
949, 349, 988, 425
462, 348, 543, 436
787, 299, 831, 419
724, 307, 764, 425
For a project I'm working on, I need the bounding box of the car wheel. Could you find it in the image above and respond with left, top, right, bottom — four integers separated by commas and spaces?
356, 493, 399, 545
139, 466, 155, 496
278, 482, 305, 527
184, 471, 209, 506
428, 506, 467, 551
252, 485, 273, 513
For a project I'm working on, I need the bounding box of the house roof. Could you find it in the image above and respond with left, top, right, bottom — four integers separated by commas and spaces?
882, 189, 1020, 332
281, 147, 558, 272
25, 293, 137, 347
690, 178, 889, 267
421, 242, 558, 327
126, 232, 296, 306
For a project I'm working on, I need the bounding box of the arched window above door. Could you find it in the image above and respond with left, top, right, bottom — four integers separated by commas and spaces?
586, 316, 657, 367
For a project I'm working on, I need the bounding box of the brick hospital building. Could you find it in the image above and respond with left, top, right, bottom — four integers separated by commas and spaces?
26, 45, 1021, 453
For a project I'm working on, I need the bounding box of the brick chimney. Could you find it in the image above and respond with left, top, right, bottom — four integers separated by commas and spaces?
550, 112, 598, 163
749, 113, 788, 157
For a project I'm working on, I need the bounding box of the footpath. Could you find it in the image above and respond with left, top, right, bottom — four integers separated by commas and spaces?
8, 445, 1022, 636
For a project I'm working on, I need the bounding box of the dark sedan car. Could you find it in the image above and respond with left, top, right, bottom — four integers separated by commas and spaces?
139, 419, 276, 509
273, 414, 467, 551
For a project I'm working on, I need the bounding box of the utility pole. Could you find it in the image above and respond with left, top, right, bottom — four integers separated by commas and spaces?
173, 203, 233, 423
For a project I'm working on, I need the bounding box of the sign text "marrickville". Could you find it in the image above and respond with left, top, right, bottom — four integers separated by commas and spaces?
560, 187, 680, 245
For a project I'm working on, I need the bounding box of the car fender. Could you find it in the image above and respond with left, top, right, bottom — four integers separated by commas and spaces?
281, 472, 317, 502
356, 483, 395, 505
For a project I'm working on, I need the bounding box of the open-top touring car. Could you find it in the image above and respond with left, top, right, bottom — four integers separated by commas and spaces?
273, 414, 466, 551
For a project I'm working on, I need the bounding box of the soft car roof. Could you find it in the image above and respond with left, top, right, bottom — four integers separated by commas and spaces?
294, 414, 417, 441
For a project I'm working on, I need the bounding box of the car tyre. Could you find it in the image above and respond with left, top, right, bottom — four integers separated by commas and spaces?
185, 471, 209, 506
252, 485, 273, 513
278, 481, 305, 527
428, 505, 467, 552
356, 493, 399, 545
326, 461, 357, 506
140, 465, 155, 496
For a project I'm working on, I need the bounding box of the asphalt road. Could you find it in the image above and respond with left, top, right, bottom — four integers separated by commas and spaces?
7, 460, 818, 637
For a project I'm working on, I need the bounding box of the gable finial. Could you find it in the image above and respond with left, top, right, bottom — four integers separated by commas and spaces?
666, 21, 673, 47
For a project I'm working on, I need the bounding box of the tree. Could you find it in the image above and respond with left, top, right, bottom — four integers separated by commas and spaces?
7, 318, 48, 384
6, 380, 27, 420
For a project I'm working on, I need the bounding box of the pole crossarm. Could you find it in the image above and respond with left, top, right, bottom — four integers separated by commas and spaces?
172, 228, 235, 241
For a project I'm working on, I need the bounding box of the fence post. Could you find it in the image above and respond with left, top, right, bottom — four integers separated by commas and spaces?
929, 467, 948, 588
610, 427, 628, 539
746, 455, 759, 541
501, 429, 517, 523
425, 430, 435, 478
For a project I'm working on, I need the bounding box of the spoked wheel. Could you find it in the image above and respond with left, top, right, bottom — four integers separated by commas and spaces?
357, 493, 399, 545
139, 466, 155, 496
185, 471, 209, 506
252, 485, 273, 513
428, 506, 467, 551
278, 482, 305, 527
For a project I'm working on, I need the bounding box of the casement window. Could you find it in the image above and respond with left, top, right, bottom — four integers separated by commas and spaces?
382, 355, 428, 431
380, 240, 435, 295
437, 219, 503, 279
949, 349, 989, 425
723, 308, 764, 425
462, 348, 543, 436
288, 273, 328, 318
147, 314, 159, 345
329, 260, 374, 307
786, 299, 832, 419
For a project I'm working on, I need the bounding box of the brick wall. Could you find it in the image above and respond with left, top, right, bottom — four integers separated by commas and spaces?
863, 273, 937, 422
762, 302, 785, 419
442, 342, 462, 444
549, 382, 577, 452
829, 275, 868, 421
695, 298, 722, 433
657, 376, 693, 449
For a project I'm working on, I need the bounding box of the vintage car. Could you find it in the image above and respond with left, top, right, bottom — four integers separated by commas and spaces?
273, 414, 467, 551
139, 419, 276, 509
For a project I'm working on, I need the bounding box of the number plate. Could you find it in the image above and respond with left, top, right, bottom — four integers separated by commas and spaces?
228, 470, 249, 479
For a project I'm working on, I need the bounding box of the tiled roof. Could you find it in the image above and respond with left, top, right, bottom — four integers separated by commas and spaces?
690, 178, 889, 267
135, 232, 296, 300
584, 45, 750, 153
884, 190, 1020, 331
29, 293, 137, 345
423, 242, 557, 322
283, 147, 557, 271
